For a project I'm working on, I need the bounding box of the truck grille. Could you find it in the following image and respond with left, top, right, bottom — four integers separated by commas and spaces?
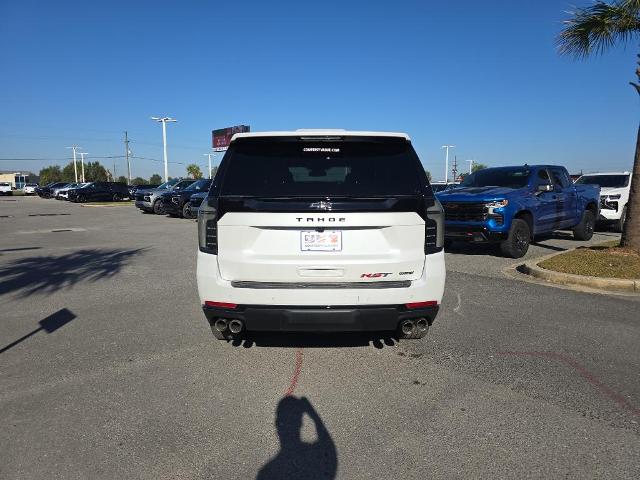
441, 202, 488, 222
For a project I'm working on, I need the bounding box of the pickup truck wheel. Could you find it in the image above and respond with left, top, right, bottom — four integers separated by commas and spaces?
500, 219, 530, 258
615, 207, 627, 233
77, 194, 87, 203
573, 210, 595, 241
153, 200, 163, 215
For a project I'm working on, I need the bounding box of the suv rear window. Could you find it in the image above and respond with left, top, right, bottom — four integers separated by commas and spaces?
219, 137, 424, 197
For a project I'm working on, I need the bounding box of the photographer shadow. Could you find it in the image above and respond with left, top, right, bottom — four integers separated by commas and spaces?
257, 396, 337, 480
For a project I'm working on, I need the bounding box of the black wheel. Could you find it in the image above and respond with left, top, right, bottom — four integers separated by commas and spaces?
112, 193, 121, 202
614, 206, 627, 233
77, 194, 87, 203
500, 218, 531, 258
573, 210, 595, 241
182, 202, 194, 219
153, 200, 163, 215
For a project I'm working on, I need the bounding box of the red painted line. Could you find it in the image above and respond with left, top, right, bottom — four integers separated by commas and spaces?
498, 351, 640, 416
285, 348, 304, 396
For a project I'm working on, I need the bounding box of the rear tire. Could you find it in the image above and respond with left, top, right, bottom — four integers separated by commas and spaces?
614, 207, 627, 233
573, 210, 595, 241
112, 193, 121, 202
500, 218, 530, 258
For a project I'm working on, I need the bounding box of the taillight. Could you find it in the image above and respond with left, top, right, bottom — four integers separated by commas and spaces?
198, 196, 218, 254
424, 197, 444, 254
406, 300, 438, 309
204, 301, 237, 309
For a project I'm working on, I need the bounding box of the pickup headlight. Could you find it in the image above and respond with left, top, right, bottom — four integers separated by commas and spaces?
485, 199, 509, 209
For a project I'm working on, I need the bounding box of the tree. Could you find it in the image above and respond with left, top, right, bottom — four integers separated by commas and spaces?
132, 177, 147, 185
472, 162, 487, 173
424, 169, 432, 182
117, 175, 128, 184
39, 165, 63, 185
61, 162, 77, 182
186, 164, 203, 179
558, 0, 640, 250
84, 161, 109, 182
149, 174, 162, 184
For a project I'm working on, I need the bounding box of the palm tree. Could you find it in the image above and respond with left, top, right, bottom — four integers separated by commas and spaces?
558, 0, 640, 250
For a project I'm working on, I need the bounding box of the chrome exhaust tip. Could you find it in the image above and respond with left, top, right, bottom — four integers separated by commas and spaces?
400, 319, 415, 336
228, 319, 244, 334
214, 319, 228, 332
416, 318, 429, 333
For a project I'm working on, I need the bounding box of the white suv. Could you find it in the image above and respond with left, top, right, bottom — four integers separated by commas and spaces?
576, 172, 631, 232
196, 130, 446, 340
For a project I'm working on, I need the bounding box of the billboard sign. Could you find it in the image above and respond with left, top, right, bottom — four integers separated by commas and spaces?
212, 125, 250, 151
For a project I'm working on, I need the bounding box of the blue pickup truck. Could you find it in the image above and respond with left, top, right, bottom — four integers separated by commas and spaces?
436, 165, 600, 258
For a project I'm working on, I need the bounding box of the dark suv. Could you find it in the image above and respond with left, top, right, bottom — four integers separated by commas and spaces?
68, 182, 130, 203
160, 179, 212, 218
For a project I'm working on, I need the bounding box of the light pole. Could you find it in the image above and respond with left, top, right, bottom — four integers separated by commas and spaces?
151, 116, 177, 182
203, 153, 214, 179
441, 145, 455, 183
466, 159, 474, 175
66, 145, 82, 182
79, 152, 88, 182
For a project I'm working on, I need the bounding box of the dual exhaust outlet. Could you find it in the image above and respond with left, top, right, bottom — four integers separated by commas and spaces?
214, 318, 244, 334
400, 318, 429, 338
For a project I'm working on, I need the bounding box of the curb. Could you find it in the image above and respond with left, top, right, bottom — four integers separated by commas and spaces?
518, 258, 640, 294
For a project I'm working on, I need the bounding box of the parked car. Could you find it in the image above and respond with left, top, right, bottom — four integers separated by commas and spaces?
188, 192, 208, 218
197, 129, 445, 340
0, 182, 12, 196
160, 179, 212, 218
37, 182, 69, 198
23, 183, 38, 195
128, 183, 160, 199
436, 165, 600, 258
575, 172, 631, 232
55, 182, 86, 199
56, 182, 91, 200
134, 179, 195, 214
67, 182, 130, 203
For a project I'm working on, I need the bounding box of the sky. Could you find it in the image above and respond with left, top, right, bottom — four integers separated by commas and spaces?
0, 0, 638, 182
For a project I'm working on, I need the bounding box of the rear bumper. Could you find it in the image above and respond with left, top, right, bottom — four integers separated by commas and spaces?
445, 224, 508, 242
202, 304, 439, 332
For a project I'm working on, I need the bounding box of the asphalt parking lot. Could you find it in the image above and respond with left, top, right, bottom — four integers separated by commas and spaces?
1, 196, 639, 479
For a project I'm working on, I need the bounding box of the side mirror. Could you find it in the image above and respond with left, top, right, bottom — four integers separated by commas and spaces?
537, 183, 554, 193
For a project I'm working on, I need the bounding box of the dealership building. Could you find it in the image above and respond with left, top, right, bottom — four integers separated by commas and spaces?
0, 171, 37, 189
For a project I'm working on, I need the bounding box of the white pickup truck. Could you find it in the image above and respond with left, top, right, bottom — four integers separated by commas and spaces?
0, 182, 12, 196
575, 172, 631, 232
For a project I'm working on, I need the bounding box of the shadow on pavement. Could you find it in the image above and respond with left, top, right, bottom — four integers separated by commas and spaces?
256, 396, 337, 480
0, 248, 146, 298
0, 308, 76, 354
230, 332, 399, 349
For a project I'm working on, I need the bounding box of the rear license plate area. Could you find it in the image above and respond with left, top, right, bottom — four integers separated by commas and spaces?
300, 230, 342, 251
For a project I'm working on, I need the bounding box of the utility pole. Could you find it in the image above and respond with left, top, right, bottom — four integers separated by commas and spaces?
124, 131, 131, 184
78, 152, 88, 182
151, 116, 177, 182
203, 153, 214, 179
451, 155, 458, 181
441, 145, 455, 183
466, 159, 474, 175
66, 145, 82, 182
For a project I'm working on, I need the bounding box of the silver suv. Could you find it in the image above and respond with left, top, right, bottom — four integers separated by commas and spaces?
134, 179, 195, 214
